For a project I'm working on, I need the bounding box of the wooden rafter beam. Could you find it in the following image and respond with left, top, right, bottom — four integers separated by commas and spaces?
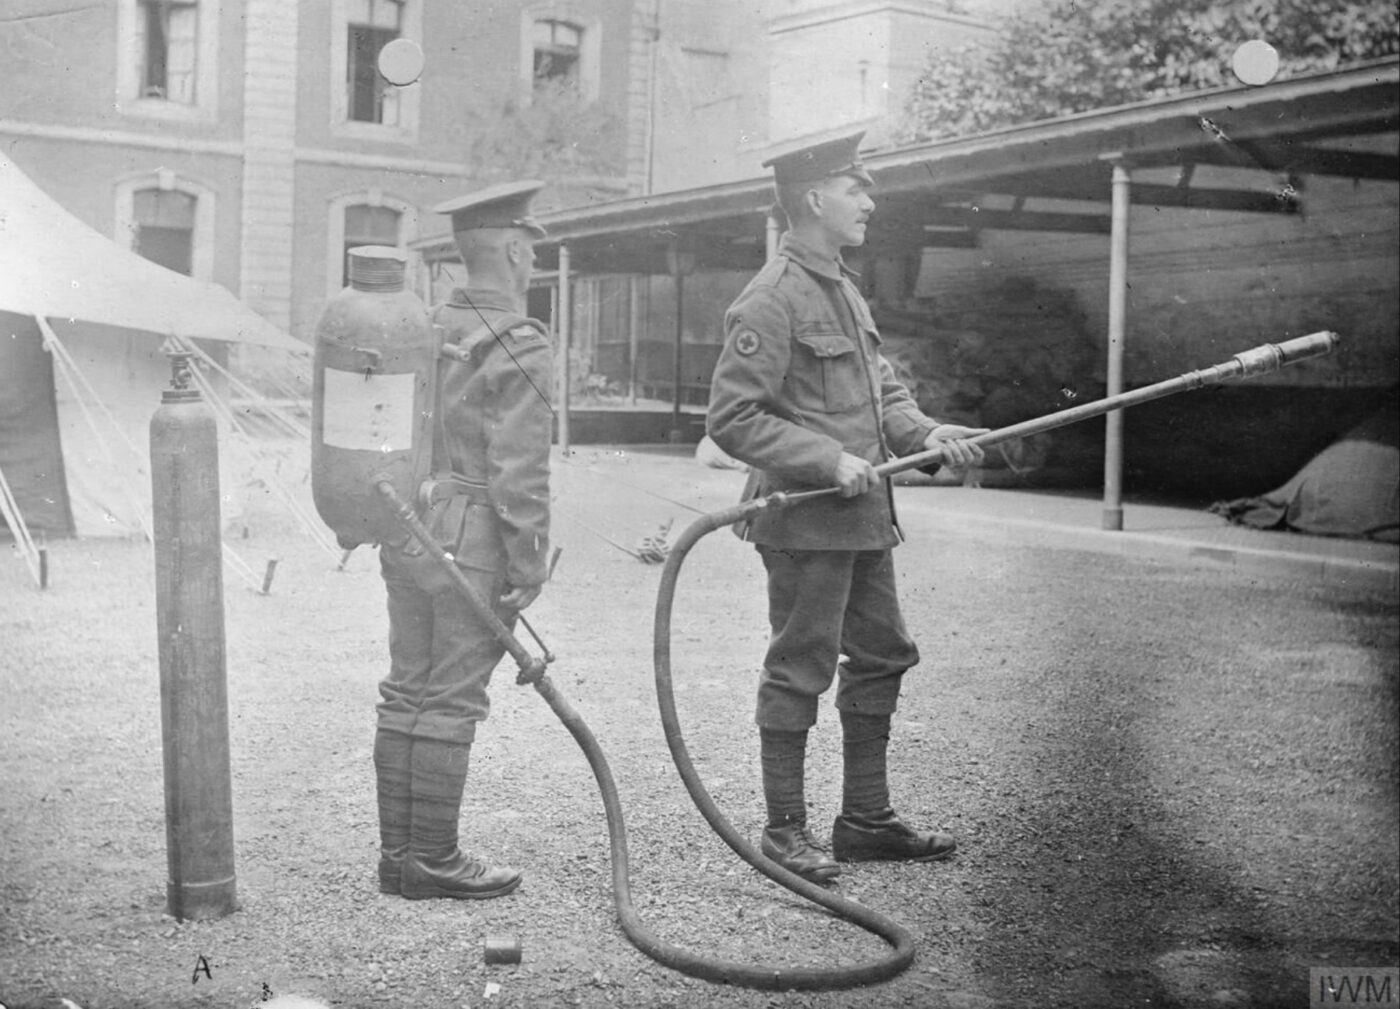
867, 218, 978, 250
1132, 142, 1399, 180
922, 206, 1112, 234
982, 175, 1300, 214
918, 230, 979, 249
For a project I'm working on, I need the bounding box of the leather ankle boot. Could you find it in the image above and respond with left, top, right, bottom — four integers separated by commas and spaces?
760, 820, 840, 883
832, 808, 956, 863
402, 738, 521, 900
400, 850, 522, 900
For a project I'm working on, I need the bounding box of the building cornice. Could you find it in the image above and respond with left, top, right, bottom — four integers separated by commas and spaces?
294, 146, 472, 176
0, 119, 246, 157
0, 120, 477, 178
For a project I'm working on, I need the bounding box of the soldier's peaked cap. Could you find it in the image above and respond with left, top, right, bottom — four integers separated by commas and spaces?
761, 131, 873, 187
434, 180, 547, 238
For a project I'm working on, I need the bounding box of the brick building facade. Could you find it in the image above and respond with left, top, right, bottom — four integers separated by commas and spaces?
1, 0, 1004, 343
3, 0, 669, 338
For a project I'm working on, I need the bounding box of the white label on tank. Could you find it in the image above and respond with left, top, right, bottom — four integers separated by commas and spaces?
322, 367, 417, 453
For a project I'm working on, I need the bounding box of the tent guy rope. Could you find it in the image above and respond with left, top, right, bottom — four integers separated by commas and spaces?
38, 317, 153, 540
0, 461, 44, 586
178, 340, 341, 562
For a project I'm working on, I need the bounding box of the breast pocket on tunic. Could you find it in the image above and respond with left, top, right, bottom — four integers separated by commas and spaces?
790, 326, 866, 412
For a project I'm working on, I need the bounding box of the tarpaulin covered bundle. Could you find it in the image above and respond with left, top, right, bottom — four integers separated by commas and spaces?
1210, 395, 1399, 542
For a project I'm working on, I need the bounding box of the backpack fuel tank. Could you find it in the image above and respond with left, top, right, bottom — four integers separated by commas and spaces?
311, 246, 437, 548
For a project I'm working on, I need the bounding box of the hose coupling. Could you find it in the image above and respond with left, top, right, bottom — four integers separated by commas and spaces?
515, 656, 548, 686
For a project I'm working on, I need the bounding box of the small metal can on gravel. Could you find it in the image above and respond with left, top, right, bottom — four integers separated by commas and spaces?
483, 934, 522, 964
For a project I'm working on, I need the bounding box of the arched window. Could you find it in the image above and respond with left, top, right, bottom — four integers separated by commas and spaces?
342, 203, 402, 286
115, 172, 216, 280
133, 188, 198, 274
325, 191, 418, 298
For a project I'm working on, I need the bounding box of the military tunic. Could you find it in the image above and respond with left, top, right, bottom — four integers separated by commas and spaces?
376, 286, 553, 745
707, 234, 942, 730
708, 236, 936, 548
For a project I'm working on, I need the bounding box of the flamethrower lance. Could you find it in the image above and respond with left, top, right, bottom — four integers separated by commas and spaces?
373, 331, 1336, 991
784, 329, 1339, 508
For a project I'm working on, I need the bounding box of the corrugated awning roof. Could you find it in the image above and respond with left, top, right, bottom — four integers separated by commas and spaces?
413, 58, 1399, 276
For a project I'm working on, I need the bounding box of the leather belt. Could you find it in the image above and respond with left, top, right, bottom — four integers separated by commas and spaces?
418, 474, 491, 510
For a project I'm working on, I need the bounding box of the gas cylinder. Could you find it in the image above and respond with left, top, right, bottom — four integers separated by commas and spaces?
311, 246, 437, 547
150, 349, 236, 920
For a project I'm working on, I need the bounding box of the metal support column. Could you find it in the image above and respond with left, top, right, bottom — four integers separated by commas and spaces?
628, 277, 641, 405
1102, 160, 1132, 531
666, 242, 696, 443
670, 270, 685, 442
557, 242, 572, 454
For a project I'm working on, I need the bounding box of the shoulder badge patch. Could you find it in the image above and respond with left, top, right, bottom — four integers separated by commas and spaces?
734, 330, 760, 356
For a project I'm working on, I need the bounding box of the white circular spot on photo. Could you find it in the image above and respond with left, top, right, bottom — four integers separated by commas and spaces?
1232, 40, 1279, 87
378, 38, 424, 87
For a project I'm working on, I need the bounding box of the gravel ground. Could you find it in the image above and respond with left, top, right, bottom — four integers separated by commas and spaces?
1, 447, 1396, 1009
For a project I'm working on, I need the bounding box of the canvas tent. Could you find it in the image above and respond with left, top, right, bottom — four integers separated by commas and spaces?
0, 155, 308, 554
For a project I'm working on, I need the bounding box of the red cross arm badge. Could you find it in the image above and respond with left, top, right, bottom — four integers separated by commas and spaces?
734, 329, 760, 356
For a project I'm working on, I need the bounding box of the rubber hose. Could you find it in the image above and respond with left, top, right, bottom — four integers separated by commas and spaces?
532, 496, 916, 989
379, 477, 912, 987
646, 501, 916, 989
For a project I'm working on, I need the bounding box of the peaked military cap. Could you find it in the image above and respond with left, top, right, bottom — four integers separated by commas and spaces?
761, 131, 873, 187
435, 180, 547, 238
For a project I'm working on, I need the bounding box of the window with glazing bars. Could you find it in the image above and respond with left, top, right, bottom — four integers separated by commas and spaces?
348, 0, 403, 123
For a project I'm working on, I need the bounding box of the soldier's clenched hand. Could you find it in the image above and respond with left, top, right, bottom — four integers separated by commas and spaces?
833, 451, 878, 497
500, 584, 541, 611
924, 425, 990, 468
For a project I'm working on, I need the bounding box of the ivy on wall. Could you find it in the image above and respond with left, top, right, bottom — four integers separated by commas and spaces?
464, 79, 626, 181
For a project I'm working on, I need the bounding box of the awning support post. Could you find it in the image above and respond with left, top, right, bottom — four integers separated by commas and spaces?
1102, 159, 1132, 531
666, 242, 696, 444
558, 242, 572, 454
